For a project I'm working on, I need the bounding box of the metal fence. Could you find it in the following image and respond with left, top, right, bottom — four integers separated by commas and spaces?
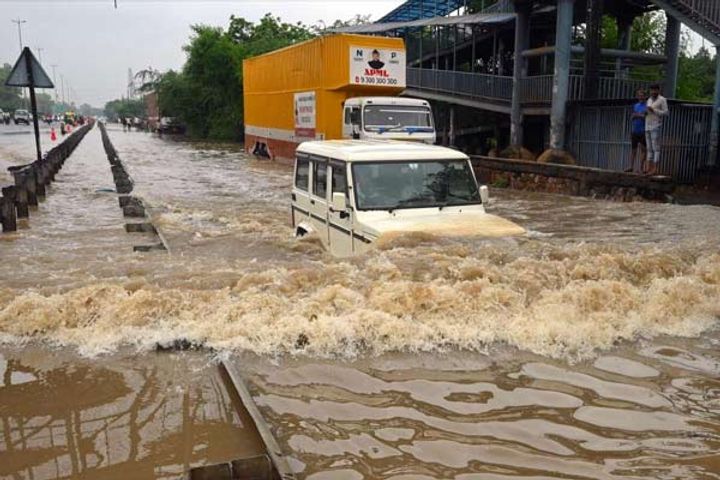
407, 67, 514, 101
567, 103, 713, 182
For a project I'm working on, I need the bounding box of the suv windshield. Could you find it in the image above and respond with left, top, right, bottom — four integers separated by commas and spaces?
363, 105, 433, 132
352, 160, 481, 211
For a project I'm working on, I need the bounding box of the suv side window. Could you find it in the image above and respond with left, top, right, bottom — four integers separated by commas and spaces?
344, 107, 351, 125
295, 156, 309, 191
312, 160, 327, 200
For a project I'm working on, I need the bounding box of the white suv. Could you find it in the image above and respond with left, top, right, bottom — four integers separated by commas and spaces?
292, 140, 525, 256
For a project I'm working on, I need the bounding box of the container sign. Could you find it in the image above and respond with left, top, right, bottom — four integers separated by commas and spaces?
350, 46, 406, 87
294, 91, 316, 138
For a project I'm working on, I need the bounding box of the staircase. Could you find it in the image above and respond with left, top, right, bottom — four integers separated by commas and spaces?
651, 0, 720, 45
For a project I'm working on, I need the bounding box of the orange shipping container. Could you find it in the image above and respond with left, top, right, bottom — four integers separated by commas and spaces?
243, 34, 406, 161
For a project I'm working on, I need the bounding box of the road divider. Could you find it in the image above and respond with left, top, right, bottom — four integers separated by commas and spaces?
98, 122, 168, 252
0, 121, 95, 233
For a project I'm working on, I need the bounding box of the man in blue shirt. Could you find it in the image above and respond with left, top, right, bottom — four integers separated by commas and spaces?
629, 88, 647, 173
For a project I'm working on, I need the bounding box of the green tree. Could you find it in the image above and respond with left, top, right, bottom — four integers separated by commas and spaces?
0, 63, 23, 111
677, 47, 716, 102
104, 98, 146, 120
155, 14, 315, 140
598, 12, 668, 55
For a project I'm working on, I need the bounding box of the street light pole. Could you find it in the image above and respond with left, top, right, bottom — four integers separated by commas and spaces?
60, 74, 66, 105
51, 65, 59, 104
12, 18, 27, 106
12, 18, 26, 52
37, 47, 44, 63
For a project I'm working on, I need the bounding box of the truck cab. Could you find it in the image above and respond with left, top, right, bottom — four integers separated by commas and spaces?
342, 97, 435, 145
291, 140, 525, 257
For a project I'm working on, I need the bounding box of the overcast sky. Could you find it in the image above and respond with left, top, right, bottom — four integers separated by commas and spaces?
1, 0, 404, 107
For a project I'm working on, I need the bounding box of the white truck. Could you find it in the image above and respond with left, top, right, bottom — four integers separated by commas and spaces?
292, 140, 525, 256
342, 97, 435, 144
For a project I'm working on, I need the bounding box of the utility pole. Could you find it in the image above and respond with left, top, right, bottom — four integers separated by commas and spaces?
51, 64, 59, 105
12, 18, 26, 52
37, 47, 44, 63
12, 18, 27, 106
60, 74, 66, 105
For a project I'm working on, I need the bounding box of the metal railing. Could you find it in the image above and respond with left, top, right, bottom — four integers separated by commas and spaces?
519, 75, 553, 103
406, 67, 513, 101
669, 0, 720, 33
567, 103, 714, 182
519, 75, 660, 103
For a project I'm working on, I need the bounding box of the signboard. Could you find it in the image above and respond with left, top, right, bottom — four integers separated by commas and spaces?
5, 47, 54, 88
349, 46, 406, 88
5, 47, 54, 163
294, 91, 316, 138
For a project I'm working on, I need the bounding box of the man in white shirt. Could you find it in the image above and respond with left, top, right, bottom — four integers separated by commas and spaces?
644, 83, 669, 175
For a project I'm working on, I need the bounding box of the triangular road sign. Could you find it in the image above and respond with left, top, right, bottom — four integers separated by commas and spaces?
5, 47, 54, 88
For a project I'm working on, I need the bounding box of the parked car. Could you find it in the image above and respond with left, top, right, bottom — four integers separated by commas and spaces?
157, 117, 186, 134
14, 109, 31, 125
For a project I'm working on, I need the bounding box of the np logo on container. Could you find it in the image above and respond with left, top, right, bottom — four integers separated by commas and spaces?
350, 46, 406, 87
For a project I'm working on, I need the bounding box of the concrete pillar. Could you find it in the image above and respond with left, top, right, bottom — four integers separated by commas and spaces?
583, 0, 603, 99
449, 106, 456, 147
616, 16, 633, 76
709, 45, 720, 167
664, 14, 681, 99
435, 26, 440, 70
471, 26, 476, 72
510, 1, 530, 146
549, 0, 574, 150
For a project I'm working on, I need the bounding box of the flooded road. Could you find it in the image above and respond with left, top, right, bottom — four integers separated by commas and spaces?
1, 124, 719, 478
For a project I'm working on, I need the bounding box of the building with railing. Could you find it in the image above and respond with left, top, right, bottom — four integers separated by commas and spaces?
337, 0, 720, 182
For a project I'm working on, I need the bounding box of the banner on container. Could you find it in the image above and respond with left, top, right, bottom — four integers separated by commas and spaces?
349, 46, 406, 87
294, 91, 316, 138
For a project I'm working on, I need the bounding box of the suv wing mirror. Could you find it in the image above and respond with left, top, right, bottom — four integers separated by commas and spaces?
480, 185, 489, 205
350, 109, 361, 125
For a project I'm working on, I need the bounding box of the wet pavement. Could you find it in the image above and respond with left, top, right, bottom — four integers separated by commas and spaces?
0, 346, 265, 479
0, 123, 719, 478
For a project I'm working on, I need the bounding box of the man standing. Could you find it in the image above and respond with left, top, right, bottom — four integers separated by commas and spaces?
645, 83, 669, 175
629, 88, 647, 173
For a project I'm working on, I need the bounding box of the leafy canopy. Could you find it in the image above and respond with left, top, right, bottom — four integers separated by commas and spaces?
155, 14, 315, 140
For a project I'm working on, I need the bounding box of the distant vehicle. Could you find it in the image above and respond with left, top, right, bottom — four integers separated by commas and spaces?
292, 140, 525, 257
14, 109, 31, 125
157, 117, 186, 134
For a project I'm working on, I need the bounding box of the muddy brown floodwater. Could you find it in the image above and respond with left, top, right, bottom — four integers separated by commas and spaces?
1, 124, 719, 479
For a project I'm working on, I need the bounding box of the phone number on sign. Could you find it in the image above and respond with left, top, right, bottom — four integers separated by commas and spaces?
356, 77, 399, 85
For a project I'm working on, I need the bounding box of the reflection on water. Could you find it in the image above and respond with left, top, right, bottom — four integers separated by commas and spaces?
0, 347, 264, 480
242, 339, 720, 479
1, 126, 719, 479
